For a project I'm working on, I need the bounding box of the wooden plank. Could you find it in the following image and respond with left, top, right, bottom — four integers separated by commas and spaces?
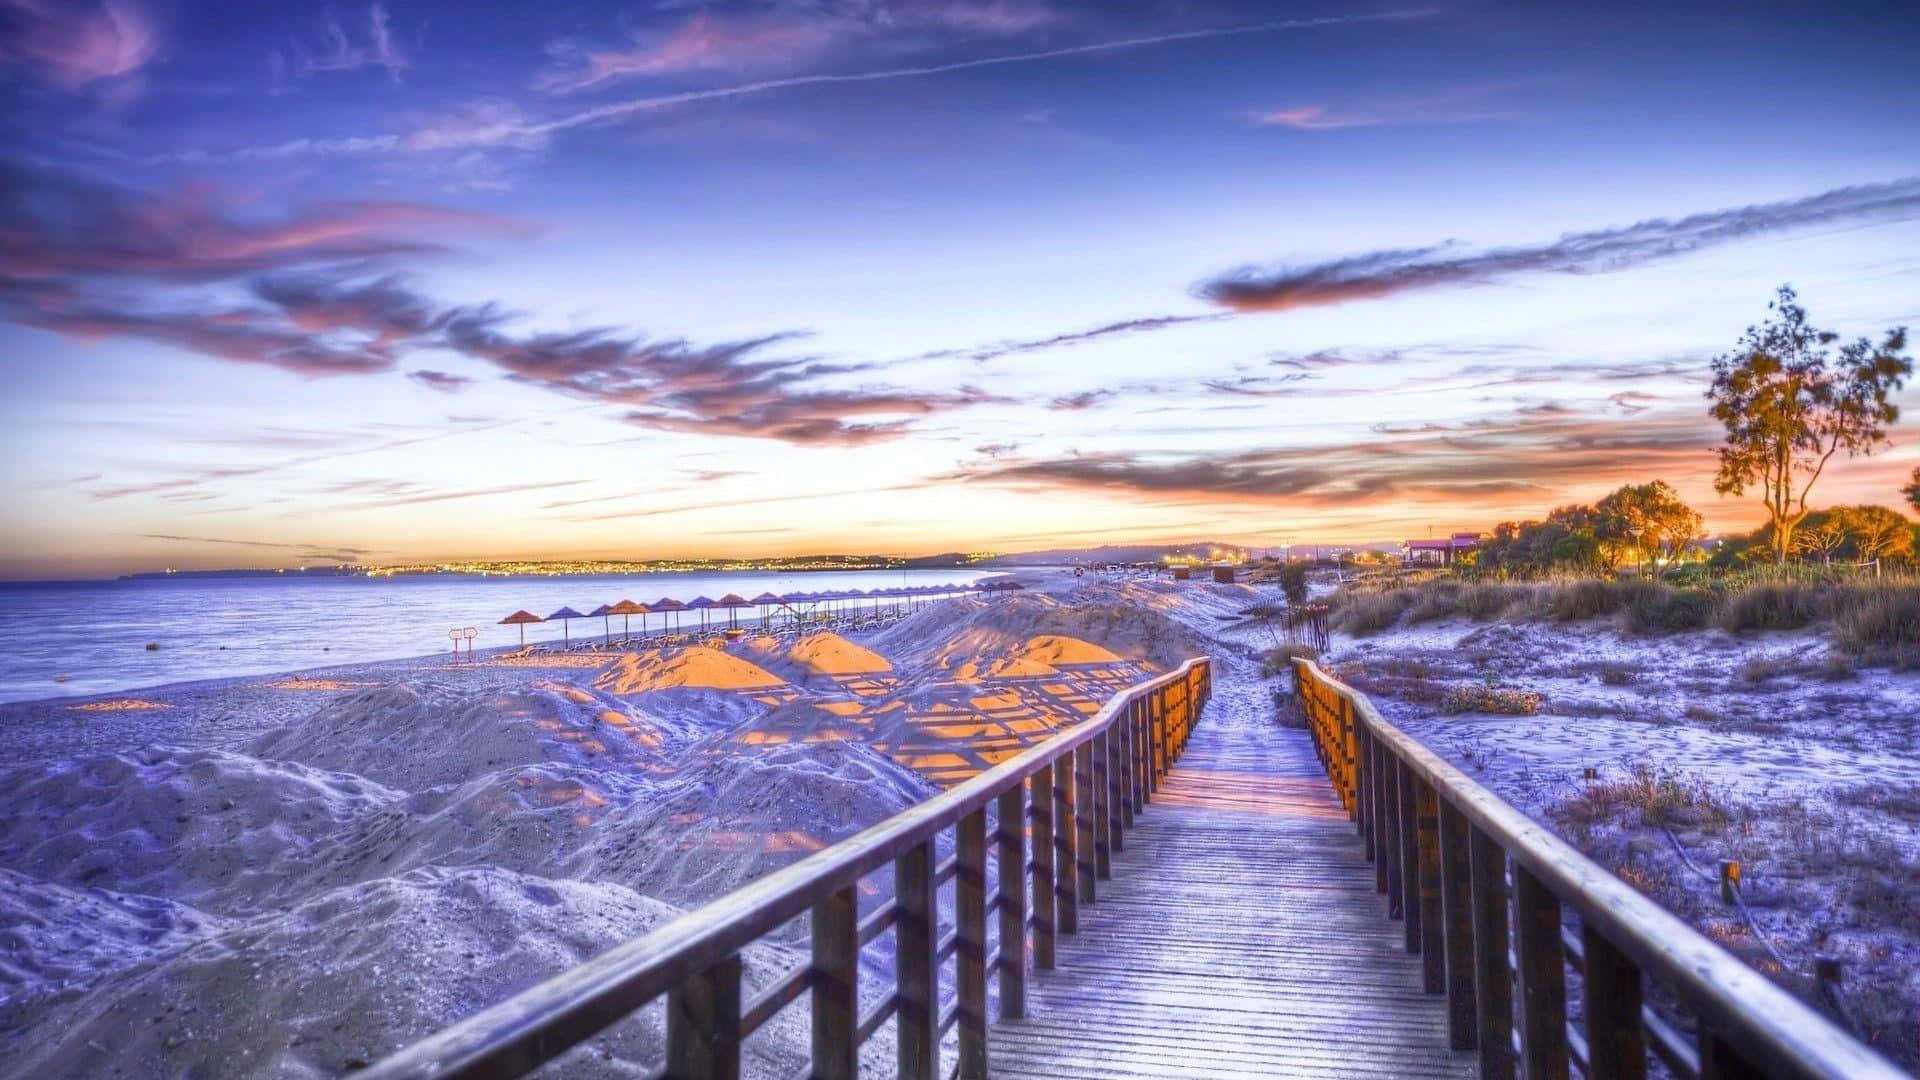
808, 886, 857, 1080
1514, 863, 1568, 1080
895, 841, 937, 1079
1074, 741, 1097, 901
666, 955, 740, 1080
990, 707, 1474, 1079
1582, 923, 1645, 1079
1469, 824, 1514, 1080
1054, 750, 1079, 935
1416, 776, 1445, 992
1029, 765, 1055, 971
995, 786, 1027, 1019
956, 810, 989, 1078
1437, 798, 1478, 1051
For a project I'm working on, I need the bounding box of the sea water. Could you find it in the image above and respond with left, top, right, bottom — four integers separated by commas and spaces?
0, 569, 1003, 703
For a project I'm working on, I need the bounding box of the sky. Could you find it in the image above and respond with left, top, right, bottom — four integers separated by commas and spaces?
2, 0, 1918, 579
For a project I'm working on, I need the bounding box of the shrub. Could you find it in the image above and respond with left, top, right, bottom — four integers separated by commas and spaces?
1332, 590, 1411, 636
1441, 681, 1545, 715
1261, 642, 1320, 677
1276, 561, 1310, 605
1545, 579, 1624, 621
1831, 586, 1920, 668
1623, 584, 1715, 632
1405, 582, 1462, 624
1462, 583, 1518, 620
1556, 763, 1733, 831
1717, 582, 1825, 632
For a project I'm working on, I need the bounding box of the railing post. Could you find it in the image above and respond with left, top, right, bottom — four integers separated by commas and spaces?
1416, 779, 1444, 992
810, 886, 858, 1080
1514, 864, 1569, 1080
1583, 924, 1645, 1078
956, 809, 989, 1079
896, 840, 938, 1080
667, 955, 742, 1080
996, 785, 1027, 1019
1470, 825, 1514, 1080
1092, 731, 1113, 875
1106, 720, 1126, 851
1075, 741, 1098, 900
1399, 760, 1421, 948
1356, 723, 1374, 858
1342, 698, 1360, 820
1055, 750, 1080, 934
1371, 731, 1390, 895
1120, 700, 1139, 823
1029, 765, 1055, 971
1699, 1030, 1766, 1078
1438, 799, 1477, 1050
1382, 748, 1405, 915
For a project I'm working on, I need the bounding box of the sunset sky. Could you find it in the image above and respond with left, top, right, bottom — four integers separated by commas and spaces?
3, 0, 1918, 578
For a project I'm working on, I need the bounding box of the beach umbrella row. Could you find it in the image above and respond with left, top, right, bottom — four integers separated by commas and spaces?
494, 582, 1001, 645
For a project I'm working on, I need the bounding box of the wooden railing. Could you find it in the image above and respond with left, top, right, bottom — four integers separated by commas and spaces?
363, 657, 1212, 1080
1292, 657, 1902, 1080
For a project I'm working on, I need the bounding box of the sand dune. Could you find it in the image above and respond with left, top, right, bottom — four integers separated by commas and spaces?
595, 647, 786, 694
0, 571, 1216, 1077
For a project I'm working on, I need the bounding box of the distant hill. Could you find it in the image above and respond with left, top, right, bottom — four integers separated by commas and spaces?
983, 543, 1253, 566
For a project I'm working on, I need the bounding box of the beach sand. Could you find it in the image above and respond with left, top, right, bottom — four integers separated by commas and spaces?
0, 569, 1247, 1078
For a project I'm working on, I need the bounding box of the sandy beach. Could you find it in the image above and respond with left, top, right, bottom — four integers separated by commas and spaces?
0, 569, 1244, 1078
9, 566, 1919, 1074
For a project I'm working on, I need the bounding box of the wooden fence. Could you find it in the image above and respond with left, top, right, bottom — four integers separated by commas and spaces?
1292, 656, 1902, 1080
362, 657, 1212, 1080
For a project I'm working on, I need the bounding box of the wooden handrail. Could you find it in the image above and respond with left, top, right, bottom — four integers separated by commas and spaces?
363, 656, 1212, 1080
1291, 656, 1902, 1080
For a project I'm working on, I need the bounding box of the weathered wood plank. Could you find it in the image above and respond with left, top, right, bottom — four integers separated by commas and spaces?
990, 710, 1475, 1078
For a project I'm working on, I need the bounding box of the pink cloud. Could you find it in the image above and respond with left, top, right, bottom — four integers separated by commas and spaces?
1256, 105, 1380, 131
0, 0, 158, 91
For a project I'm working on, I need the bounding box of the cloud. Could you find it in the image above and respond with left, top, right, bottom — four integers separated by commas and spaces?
274, 3, 407, 86
1049, 389, 1114, 410
1199, 177, 1920, 313
535, 1, 1068, 94
1199, 373, 1313, 397
172, 11, 1433, 162
920, 312, 1225, 364
1256, 106, 1380, 131
409, 369, 472, 392
0, 0, 158, 92
138, 533, 375, 556
0, 159, 997, 443
953, 407, 1720, 510
332, 478, 591, 510
1253, 82, 1529, 132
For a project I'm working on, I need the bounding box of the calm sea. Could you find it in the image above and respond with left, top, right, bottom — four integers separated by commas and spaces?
0, 569, 1006, 704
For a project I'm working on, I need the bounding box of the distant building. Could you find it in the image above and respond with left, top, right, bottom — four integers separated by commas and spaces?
1405, 533, 1481, 567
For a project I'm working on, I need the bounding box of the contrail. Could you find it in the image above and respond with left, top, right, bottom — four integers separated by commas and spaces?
161, 10, 1438, 162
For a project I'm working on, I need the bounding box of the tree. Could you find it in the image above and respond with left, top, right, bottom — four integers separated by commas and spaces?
1594, 480, 1704, 574
1830, 504, 1915, 563
1905, 467, 1920, 515
1707, 286, 1911, 563
1791, 510, 1848, 563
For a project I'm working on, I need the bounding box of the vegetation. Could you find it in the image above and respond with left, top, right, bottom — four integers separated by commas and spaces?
1329, 574, 1920, 666
1467, 480, 1705, 577
1706, 285, 1911, 562
1275, 560, 1310, 605
1440, 681, 1544, 715
1260, 642, 1319, 678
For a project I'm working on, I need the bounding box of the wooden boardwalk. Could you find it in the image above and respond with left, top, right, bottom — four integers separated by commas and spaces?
990, 705, 1477, 1078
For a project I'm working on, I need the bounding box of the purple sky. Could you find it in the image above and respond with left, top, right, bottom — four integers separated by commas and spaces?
3, 1, 1918, 577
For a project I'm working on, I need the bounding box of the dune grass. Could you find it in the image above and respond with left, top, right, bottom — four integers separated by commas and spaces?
1329, 573, 1920, 667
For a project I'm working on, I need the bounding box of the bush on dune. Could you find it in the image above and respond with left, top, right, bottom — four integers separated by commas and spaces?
1831, 587, 1920, 669
1716, 582, 1826, 632
1332, 590, 1413, 636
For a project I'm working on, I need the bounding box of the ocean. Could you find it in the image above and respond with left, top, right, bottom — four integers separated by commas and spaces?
0, 568, 1005, 704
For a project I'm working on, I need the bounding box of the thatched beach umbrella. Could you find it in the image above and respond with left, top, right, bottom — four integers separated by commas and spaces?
546, 606, 585, 647
750, 591, 783, 630
686, 596, 715, 632
588, 604, 615, 645
717, 593, 750, 630
651, 597, 687, 634
499, 609, 542, 646
608, 599, 647, 640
